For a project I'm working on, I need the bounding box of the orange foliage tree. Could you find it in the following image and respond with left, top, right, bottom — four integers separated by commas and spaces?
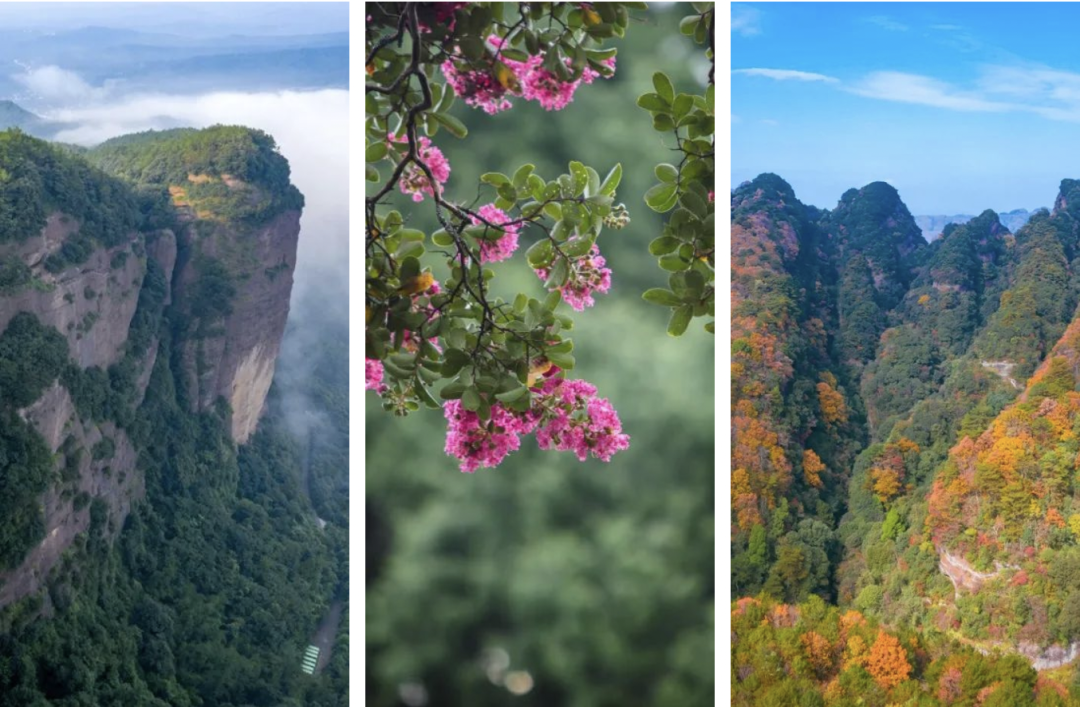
866, 629, 912, 690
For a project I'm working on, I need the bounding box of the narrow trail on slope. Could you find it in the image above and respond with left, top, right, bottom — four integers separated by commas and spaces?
937, 548, 1079, 670
981, 360, 1021, 389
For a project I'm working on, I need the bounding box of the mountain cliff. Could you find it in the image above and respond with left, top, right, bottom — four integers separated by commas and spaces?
0, 126, 301, 609
733, 172, 1080, 699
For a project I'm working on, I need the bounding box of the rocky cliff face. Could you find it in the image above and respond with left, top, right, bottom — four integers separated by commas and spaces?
173, 208, 300, 443
0, 126, 302, 610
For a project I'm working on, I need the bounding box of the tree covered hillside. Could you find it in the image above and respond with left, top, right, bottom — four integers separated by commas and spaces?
733, 172, 1080, 701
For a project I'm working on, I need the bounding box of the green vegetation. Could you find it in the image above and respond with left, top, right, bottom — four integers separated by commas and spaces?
88, 126, 304, 224
0, 255, 30, 294
0, 129, 140, 246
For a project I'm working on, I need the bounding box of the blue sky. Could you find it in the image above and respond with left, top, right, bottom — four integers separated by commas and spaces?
732, 3, 1080, 214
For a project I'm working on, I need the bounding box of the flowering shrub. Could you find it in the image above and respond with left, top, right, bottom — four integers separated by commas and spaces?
366, 2, 700, 472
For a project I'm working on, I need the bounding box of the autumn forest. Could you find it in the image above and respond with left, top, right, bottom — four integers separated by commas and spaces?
731, 173, 1080, 705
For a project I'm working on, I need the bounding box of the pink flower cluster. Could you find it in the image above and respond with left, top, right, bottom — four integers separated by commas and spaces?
533, 377, 630, 462
441, 37, 616, 114
366, 358, 386, 393
440, 61, 514, 115
389, 134, 450, 203
444, 400, 539, 472
535, 244, 612, 311
471, 204, 520, 263
443, 376, 629, 472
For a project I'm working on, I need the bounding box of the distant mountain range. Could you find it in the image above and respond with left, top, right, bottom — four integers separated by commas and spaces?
0, 99, 68, 138
914, 208, 1038, 241
0, 24, 347, 104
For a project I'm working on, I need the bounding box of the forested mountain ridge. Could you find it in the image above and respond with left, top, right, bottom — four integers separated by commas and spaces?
732, 172, 1080, 704
0, 127, 347, 705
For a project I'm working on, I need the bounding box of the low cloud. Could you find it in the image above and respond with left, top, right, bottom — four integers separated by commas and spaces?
733, 68, 839, 83
12, 64, 111, 103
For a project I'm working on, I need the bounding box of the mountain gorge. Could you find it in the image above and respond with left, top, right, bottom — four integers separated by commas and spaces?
732, 173, 1080, 705
0, 127, 346, 705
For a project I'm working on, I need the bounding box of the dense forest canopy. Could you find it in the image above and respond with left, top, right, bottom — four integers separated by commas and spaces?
88, 126, 305, 223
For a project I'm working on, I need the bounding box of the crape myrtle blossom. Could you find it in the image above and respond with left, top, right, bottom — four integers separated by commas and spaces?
444, 400, 540, 472
533, 377, 630, 462
441, 35, 616, 114
388, 134, 450, 203
366, 358, 387, 393
471, 204, 520, 263
535, 244, 613, 311
441, 60, 514, 115
443, 374, 630, 472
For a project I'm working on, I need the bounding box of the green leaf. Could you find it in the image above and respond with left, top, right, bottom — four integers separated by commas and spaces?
432, 112, 468, 139
562, 237, 594, 258
649, 236, 680, 255
436, 83, 456, 112
481, 172, 510, 187
526, 239, 554, 268
636, 93, 670, 112
432, 229, 454, 247
655, 163, 679, 183
643, 288, 683, 307
672, 93, 694, 120
439, 380, 466, 399
659, 254, 690, 271
653, 114, 676, 131
644, 183, 678, 212
545, 257, 570, 289
584, 166, 601, 198
680, 191, 708, 220
512, 163, 535, 189
528, 174, 546, 201
495, 386, 529, 403
365, 142, 388, 162
442, 349, 470, 376
366, 164, 380, 182
568, 161, 588, 195
652, 72, 675, 103
547, 350, 575, 370
543, 289, 562, 311
668, 305, 693, 337
462, 388, 481, 411
679, 15, 699, 35
599, 163, 622, 196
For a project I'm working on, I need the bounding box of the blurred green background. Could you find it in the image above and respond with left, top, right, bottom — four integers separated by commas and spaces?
365, 5, 714, 706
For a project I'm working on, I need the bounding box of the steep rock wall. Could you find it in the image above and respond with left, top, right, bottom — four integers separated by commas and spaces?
174, 209, 300, 443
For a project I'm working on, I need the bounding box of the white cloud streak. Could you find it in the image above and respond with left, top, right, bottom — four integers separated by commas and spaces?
733, 68, 840, 83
